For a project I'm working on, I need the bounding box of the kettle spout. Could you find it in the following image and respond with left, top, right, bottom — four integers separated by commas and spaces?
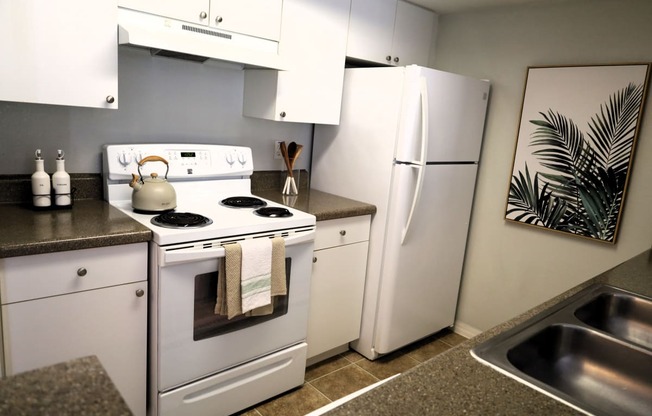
129, 174, 143, 190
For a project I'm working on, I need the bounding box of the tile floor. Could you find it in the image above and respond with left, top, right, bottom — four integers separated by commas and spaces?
236, 329, 467, 416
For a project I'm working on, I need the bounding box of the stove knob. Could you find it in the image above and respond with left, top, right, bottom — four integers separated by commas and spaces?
118, 152, 133, 166
237, 152, 247, 166
225, 153, 235, 167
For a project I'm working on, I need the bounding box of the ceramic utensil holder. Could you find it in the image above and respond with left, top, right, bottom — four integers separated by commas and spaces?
281, 169, 300, 195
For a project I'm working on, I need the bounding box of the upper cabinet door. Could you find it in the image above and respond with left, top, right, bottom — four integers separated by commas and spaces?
209, 0, 282, 41
0, 0, 118, 109
391, 1, 436, 67
346, 0, 397, 65
243, 0, 350, 125
346, 0, 436, 67
118, 0, 210, 25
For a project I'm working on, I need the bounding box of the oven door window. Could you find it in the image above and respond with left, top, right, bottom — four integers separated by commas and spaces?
193, 259, 291, 341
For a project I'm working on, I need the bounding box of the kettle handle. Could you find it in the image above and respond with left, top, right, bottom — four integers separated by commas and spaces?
137, 155, 171, 180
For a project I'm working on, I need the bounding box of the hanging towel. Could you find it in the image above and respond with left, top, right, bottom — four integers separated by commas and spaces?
214, 242, 244, 319
249, 237, 287, 316
240, 238, 273, 313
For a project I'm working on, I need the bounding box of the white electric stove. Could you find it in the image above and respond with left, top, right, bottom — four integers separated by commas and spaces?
103, 144, 316, 416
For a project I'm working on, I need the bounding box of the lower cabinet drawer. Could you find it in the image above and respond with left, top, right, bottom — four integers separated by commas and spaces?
314, 215, 371, 251
0, 243, 147, 304
158, 343, 307, 416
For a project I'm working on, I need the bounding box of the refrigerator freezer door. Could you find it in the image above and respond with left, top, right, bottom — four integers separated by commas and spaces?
394, 66, 490, 164
373, 163, 479, 354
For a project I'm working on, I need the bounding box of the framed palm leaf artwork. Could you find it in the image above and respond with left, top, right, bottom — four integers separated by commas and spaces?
505, 64, 650, 243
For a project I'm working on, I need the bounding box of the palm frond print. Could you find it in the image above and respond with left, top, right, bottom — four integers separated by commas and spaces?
507, 83, 644, 242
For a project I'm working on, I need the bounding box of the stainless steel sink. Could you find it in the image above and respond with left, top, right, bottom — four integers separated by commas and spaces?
471, 285, 652, 416
574, 290, 652, 350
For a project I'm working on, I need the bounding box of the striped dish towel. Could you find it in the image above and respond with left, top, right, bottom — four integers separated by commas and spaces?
240, 238, 272, 313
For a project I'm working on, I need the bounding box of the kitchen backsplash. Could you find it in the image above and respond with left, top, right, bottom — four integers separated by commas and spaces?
0, 174, 103, 204
0, 170, 309, 204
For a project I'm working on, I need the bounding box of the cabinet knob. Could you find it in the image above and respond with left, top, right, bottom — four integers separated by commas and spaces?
215, 16, 223, 23
386, 55, 392, 61
106, 95, 115, 104
136, 289, 145, 297
279, 111, 287, 118
77, 267, 88, 277
339, 230, 347, 236
393, 57, 400, 63
313, 257, 317, 263
199, 11, 208, 19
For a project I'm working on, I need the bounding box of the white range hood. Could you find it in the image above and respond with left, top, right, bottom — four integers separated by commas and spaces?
117, 8, 286, 69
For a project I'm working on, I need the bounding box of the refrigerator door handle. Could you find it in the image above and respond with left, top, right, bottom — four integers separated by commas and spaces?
401, 164, 425, 245
401, 78, 429, 245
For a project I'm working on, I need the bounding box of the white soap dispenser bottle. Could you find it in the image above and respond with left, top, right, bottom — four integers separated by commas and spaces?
31, 149, 51, 207
52, 149, 71, 206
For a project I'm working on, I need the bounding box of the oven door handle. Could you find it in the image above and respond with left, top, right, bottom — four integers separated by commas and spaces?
160, 230, 315, 266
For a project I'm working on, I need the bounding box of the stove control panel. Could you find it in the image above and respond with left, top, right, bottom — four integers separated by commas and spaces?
104, 144, 254, 180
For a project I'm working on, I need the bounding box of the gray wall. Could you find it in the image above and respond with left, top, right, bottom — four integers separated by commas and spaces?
432, 0, 652, 335
0, 47, 313, 175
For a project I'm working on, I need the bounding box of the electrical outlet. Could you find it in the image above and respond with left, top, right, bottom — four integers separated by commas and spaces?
274, 141, 282, 160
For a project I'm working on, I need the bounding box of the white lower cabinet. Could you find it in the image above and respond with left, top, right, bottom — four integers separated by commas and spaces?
0, 243, 147, 416
307, 216, 370, 363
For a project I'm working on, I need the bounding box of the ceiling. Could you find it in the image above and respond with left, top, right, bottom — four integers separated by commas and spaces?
409, 0, 557, 14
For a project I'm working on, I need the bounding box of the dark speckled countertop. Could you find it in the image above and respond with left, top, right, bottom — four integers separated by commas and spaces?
324, 249, 652, 415
255, 189, 376, 221
0, 200, 151, 258
0, 355, 132, 415
250, 170, 376, 221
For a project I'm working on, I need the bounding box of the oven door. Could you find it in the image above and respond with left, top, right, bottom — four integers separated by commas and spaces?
154, 229, 315, 392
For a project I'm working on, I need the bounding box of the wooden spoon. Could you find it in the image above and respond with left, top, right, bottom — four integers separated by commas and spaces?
280, 141, 293, 177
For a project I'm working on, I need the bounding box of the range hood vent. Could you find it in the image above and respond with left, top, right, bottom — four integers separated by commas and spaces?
117, 8, 286, 69
182, 24, 232, 40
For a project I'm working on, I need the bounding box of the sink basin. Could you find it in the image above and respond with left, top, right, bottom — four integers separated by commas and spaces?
508, 324, 652, 416
575, 290, 652, 350
472, 285, 652, 416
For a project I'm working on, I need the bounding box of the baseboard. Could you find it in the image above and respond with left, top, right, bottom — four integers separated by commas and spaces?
452, 321, 482, 339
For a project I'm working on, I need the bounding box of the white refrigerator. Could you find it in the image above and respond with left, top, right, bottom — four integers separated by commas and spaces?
311, 65, 490, 359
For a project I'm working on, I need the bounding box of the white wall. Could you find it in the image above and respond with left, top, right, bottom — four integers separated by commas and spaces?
0, 47, 313, 175
432, 0, 652, 334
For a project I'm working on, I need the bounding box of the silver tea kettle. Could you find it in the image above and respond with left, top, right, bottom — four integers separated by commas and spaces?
129, 156, 177, 212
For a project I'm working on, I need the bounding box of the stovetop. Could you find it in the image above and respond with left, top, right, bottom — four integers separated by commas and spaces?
110, 195, 314, 246
103, 144, 315, 246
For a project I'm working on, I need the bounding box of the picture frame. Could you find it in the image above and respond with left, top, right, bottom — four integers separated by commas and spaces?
505, 64, 651, 243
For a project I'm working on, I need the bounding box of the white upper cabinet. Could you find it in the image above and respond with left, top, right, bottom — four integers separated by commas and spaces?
209, 0, 282, 41
243, 0, 350, 125
347, 0, 436, 67
391, 0, 436, 66
346, 0, 396, 64
118, 0, 282, 41
118, 0, 208, 25
0, 0, 118, 109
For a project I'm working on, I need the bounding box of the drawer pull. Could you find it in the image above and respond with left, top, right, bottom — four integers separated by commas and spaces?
136, 289, 145, 297
313, 257, 317, 263
77, 267, 88, 277
339, 230, 346, 236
